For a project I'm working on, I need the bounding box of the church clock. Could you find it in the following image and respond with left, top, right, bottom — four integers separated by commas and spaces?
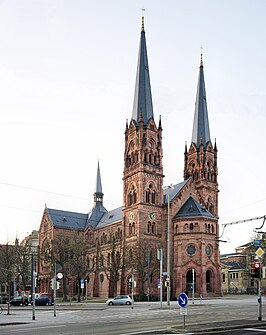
148, 212, 156, 220
129, 212, 135, 223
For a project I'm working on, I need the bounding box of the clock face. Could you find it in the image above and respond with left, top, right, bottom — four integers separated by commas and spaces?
205, 245, 212, 256
148, 212, 156, 220
129, 212, 135, 223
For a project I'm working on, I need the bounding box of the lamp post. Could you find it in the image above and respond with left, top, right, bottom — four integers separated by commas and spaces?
163, 184, 174, 306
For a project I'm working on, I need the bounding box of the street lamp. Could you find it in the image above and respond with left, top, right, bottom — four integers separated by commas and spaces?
163, 184, 174, 306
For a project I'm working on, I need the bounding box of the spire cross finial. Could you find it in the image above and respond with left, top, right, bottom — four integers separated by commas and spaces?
200, 46, 203, 66
141, 8, 145, 31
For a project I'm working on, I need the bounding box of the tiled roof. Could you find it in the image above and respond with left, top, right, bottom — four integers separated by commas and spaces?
96, 206, 123, 229
174, 196, 216, 219
163, 180, 189, 205
221, 261, 247, 270
46, 208, 88, 230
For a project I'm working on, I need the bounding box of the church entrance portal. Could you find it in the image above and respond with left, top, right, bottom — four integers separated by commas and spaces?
186, 269, 196, 293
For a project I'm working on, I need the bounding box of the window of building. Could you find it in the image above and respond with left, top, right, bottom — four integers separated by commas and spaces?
222, 273, 225, 282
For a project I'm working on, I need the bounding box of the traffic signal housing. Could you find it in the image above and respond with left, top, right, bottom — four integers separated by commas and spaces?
251, 262, 261, 279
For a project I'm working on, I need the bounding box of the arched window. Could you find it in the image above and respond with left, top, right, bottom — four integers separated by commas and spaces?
146, 189, 150, 203
147, 222, 151, 234
189, 223, 194, 230
132, 223, 135, 235
129, 223, 132, 236
151, 222, 156, 234
151, 191, 156, 204
128, 185, 137, 206
146, 184, 156, 204
175, 225, 178, 233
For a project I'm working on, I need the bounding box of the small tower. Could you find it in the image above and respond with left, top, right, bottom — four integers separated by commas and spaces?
123, 15, 164, 244
184, 53, 218, 216
87, 161, 107, 229
94, 160, 103, 205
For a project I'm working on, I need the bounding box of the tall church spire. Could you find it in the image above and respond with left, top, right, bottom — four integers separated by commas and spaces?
191, 52, 211, 147
94, 160, 103, 204
132, 15, 154, 125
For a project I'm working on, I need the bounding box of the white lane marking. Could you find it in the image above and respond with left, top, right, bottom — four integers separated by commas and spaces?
245, 329, 266, 332
10, 325, 67, 332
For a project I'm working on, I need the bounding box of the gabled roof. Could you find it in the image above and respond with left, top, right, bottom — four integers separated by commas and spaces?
46, 208, 88, 230
191, 54, 211, 148
163, 180, 189, 205
132, 16, 154, 125
96, 206, 123, 229
86, 202, 108, 229
174, 196, 216, 220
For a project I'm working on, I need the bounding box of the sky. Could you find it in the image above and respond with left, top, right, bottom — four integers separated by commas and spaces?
0, 0, 265, 254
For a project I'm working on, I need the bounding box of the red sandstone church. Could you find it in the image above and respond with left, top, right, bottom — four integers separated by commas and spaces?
38, 17, 221, 299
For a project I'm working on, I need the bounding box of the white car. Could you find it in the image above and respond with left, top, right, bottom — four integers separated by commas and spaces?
106, 295, 132, 305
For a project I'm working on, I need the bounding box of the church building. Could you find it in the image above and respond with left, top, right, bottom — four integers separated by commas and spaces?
38, 17, 221, 299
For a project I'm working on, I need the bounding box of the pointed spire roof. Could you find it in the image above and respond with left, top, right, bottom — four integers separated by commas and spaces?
191, 52, 211, 148
132, 15, 154, 125
95, 160, 103, 195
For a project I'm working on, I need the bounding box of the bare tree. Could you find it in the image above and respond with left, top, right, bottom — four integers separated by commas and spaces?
0, 243, 17, 305
100, 234, 124, 297
125, 238, 159, 299
67, 232, 90, 302
41, 232, 73, 301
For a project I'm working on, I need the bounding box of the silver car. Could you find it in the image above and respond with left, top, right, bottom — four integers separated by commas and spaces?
106, 295, 132, 305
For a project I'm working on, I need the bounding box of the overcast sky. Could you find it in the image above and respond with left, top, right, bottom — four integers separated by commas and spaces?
0, 0, 265, 254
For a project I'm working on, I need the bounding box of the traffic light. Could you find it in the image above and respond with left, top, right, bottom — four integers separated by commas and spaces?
50, 279, 55, 289
251, 262, 261, 278
128, 278, 132, 288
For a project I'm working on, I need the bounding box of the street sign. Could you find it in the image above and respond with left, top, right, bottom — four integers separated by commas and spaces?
80, 279, 85, 289
256, 247, 265, 258
253, 240, 261, 247
180, 307, 188, 315
178, 293, 188, 308
254, 262, 260, 269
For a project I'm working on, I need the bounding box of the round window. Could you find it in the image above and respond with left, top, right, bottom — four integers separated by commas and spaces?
187, 245, 196, 255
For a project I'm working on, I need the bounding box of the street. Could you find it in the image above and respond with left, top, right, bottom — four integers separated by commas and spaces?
1, 296, 266, 334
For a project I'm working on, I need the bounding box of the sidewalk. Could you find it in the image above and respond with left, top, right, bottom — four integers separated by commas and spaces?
172, 319, 266, 333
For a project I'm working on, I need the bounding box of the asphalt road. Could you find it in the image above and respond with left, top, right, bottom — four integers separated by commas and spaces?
1, 296, 266, 334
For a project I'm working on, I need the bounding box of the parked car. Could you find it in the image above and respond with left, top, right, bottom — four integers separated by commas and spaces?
106, 295, 132, 305
10, 296, 29, 306
35, 294, 54, 306
0, 295, 8, 304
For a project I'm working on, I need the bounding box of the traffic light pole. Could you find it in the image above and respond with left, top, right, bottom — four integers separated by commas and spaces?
258, 261, 262, 321
53, 262, 57, 317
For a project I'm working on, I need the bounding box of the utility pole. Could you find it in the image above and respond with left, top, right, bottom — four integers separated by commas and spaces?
163, 185, 173, 306
53, 262, 57, 317
157, 248, 163, 308
31, 254, 36, 320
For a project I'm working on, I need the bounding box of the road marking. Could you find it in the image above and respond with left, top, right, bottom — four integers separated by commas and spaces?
120, 330, 194, 335
245, 329, 266, 333
10, 325, 67, 332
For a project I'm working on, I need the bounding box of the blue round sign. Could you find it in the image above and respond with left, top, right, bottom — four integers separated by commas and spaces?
178, 293, 188, 307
